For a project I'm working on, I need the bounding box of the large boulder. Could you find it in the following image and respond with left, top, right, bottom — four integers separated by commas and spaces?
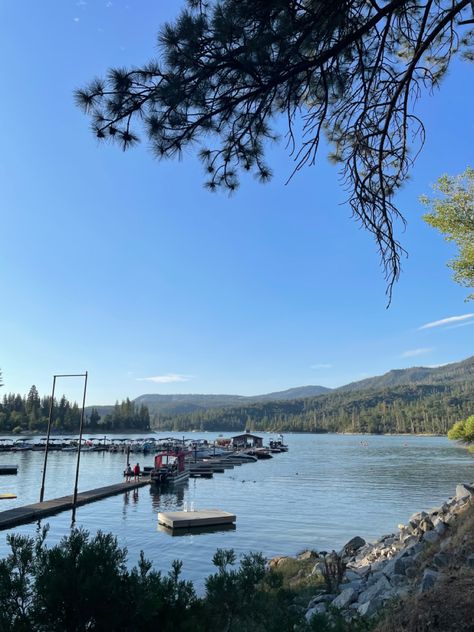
434, 521, 447, 536
307, 593, 334, 608
383, 556, 406, 576
268, 556, 289, 568
332, 587, 358, 609
419, 517, 434, 532
456, 483, 474, 500
423, 530, 440, 544
419, 568, 440, 593
357, 597, 383, 618
341, 536, 366, 557
305, 603, 327, 622
357, 575, 391, 604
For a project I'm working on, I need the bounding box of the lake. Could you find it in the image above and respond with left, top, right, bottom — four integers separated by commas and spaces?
0, 433, 472, 588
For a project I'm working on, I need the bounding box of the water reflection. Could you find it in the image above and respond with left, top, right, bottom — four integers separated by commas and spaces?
0, 433, 472, 590
149, 483, 187, 511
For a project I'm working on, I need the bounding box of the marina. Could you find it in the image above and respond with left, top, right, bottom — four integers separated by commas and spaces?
0, 432, 283, 529
0, 432, 472, 589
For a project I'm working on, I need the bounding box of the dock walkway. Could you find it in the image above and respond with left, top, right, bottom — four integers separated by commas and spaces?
0, 479, 150, 531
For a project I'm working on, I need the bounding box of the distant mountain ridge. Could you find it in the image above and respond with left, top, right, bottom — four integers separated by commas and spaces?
133, 385, 331, 415
88, 356, 474, 420
148, 355, 474, 434
336, 356, 474, 392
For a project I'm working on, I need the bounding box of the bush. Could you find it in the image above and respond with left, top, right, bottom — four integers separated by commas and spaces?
0, 527, 200, 632
0, 529, 373, 632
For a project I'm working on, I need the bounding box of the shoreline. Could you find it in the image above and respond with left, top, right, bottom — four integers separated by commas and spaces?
277, 482, 474, 625
0, 429, 448, 437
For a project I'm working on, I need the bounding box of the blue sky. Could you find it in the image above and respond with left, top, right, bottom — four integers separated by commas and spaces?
1, 1, 473, 405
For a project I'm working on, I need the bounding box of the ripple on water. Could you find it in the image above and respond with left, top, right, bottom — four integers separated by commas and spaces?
0, 433, 472, 589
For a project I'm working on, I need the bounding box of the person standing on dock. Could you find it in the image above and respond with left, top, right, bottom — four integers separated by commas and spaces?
133, 463, 140, 481
125, 465, 133, 482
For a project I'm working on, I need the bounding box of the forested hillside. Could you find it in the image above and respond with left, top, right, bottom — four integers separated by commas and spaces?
151, 357, 474, 434
338, 356, 474, 392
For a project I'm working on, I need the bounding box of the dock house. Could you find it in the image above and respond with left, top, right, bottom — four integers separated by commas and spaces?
231, 432, 263, 449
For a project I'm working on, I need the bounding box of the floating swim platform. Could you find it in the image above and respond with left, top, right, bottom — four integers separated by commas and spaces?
157, 509, 236, 530
0, 465, 18, 475
157, 522, 236, 537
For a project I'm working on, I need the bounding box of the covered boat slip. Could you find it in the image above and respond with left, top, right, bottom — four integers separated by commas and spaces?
158, 509, 236, 530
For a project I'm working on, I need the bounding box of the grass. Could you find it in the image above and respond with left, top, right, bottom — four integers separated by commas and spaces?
271, 552, 326, 606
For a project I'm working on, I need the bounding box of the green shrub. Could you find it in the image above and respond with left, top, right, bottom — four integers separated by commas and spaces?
0, 529, 374, 632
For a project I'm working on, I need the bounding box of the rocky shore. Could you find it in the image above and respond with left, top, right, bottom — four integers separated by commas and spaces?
271, 482, 474, 627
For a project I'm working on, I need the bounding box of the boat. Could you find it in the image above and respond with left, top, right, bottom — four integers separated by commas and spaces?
231, 452, 258, 463
269, 434, 289, 452
150, 450, 190, 486
12, 440, 34, 452
246, 448, 273, 459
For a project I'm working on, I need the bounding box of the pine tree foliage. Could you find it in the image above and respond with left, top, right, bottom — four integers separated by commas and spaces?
0, 390, 150, 432
76, 0, 474, 297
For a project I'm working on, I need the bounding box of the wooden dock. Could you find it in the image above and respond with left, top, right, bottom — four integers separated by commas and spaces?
157, 509, 236, 530
0, 480, 150, 531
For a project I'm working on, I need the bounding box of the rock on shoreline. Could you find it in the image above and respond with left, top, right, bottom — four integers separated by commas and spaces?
288, 482, 474, 623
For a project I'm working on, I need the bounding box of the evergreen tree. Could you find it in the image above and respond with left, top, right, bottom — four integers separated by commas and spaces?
76, 0, 474, 296
26, 385, 41, 428
88, 407, 101, 429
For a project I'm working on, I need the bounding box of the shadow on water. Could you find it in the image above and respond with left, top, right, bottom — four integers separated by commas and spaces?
157, 523, 236, 537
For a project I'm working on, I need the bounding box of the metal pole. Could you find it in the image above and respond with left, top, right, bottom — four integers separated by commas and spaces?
72, 371, 88, 523
40, 376, 57, 502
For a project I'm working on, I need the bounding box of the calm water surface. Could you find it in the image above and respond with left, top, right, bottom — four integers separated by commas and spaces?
0, 433, 472, 588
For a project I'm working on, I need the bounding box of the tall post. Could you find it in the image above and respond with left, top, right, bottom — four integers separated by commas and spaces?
39, 376, 57, 502
72, 371, 88, 523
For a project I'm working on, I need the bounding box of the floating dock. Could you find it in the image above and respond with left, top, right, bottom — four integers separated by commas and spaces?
158, 509, 236, 530
158, 522, 236, 536
0, 465, 18, 475
0, 479, 150, 531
